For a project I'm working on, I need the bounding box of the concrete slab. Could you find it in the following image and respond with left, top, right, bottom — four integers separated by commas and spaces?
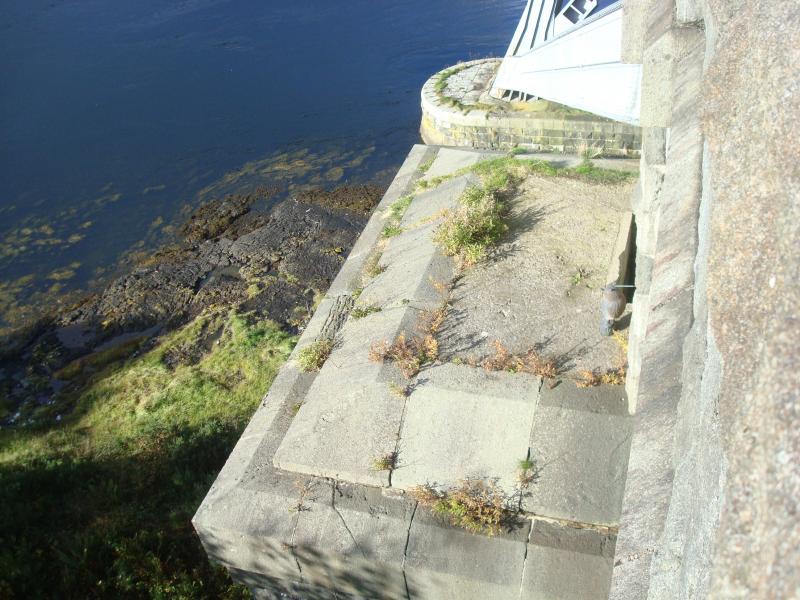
539, 380, 628, 416
521, 518, 615, 600
523, 404, 632, 525
405, 506, 530, 600
291, 480, 415, 598
360, 223, 457, 311
392, 363, 538, 496
273, 378, 404, 487
401, 175, 472, 227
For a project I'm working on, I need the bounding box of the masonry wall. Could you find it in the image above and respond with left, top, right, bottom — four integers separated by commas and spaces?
612, 1, 800, 598
419, 62, 642, 157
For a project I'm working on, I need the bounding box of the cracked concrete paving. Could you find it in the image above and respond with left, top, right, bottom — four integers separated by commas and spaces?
194, 145, 636, 599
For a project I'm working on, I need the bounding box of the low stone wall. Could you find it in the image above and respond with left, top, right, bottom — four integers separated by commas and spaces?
612, 1, 800, 598
420, 59, 642, 157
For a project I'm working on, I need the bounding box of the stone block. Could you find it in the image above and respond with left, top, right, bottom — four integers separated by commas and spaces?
523, 403, 632, 525
291, 480, 415, 598
392, 363, 538, 496
640, 31, 677, 127
521, 519, 615, 600
273, 377, 404, 487
405, 507, 530, 600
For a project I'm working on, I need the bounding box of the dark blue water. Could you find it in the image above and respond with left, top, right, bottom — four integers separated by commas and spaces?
0, 0, 520, 330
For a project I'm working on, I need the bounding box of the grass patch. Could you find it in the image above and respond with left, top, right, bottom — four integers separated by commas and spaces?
418, 159, 435, 174
53, 335, 148, 382
0, 311, 295, 598
382, 224, 403, 238
387, 194, 414, 221
433, 65, 496, 115
409, 479, 515, 536
351, 304, 381, 320
297, 339, 334, 372
418, 154, 634, 194
563, 159, 637, 184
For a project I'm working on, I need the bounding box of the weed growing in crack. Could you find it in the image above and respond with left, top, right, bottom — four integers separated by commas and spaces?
364, 251, 387, 279
382, 224, 403, 238
351, 305, 381, 320
517, 458, 539, 486
297, 339, 334, 372
371, 452, 398, 472
388, 194, 414, 220
388, 381, 410, 398
409, 479, 515, 536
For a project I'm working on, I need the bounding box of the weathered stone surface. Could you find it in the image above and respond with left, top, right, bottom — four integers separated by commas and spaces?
392, 363, 538, 495
700, 1, 800, 597
522, 519, 616, 600
273, 376, 402, 486
423, 148, 487, 181
524, 401, 632, 525
405, 507, 530, 600
291, 480, 415, 598
611, 23, 706, 598
196, 142, 641, 599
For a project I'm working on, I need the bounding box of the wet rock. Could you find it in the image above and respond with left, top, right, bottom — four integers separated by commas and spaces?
0, 183, 383, 426
179, 187, 276, 243
294, 184, 384, 215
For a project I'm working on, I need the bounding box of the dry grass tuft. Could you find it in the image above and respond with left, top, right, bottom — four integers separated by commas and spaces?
575, 366, 626, 387
575, 330, 628, 387
368, 332, 438, 378
388, 381, 410, 398
418, 304, 448, 336
409, 479, 513, 536
482, 340, 558, 379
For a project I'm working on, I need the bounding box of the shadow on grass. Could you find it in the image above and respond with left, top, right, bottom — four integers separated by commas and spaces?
0, 420, 250, 599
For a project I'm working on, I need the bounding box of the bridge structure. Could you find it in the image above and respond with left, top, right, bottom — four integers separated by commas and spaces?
490, 0, 642, 125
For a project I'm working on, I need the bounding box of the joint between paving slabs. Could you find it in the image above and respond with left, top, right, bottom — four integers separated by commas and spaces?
401, 502, 418, 599
516, 521, 534, 600
330, 479, 368, 559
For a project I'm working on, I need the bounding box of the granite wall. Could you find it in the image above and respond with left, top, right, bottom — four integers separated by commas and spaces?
612, 1, 800, 598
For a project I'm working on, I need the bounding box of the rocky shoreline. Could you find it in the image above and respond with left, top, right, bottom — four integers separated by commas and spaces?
0, 184, 384, 426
